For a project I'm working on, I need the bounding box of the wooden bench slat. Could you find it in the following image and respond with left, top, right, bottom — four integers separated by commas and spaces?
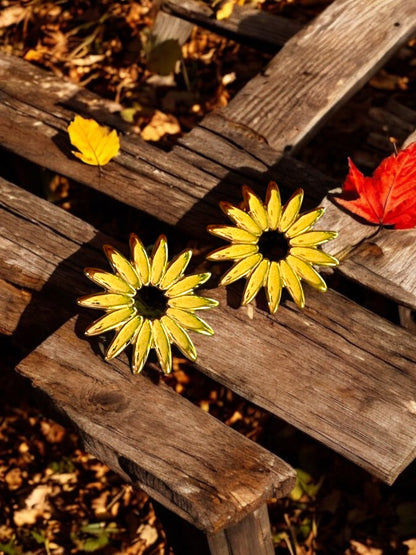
175, 116, 416, 310
161, 0, 301, 51
193, 288, 416, 484
2, 179, 416, 483
331, 225, 416, 310
15, 316, 295, 534
0, 56, 333, 230
1, 51, 415, 315
1, 179, 296, 533
222, 0, 416, 153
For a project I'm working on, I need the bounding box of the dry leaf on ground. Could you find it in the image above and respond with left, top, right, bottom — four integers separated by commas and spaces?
346, 540, 383, 555
140, 110, 181, 141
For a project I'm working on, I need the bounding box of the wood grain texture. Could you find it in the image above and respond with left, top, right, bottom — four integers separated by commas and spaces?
333, 227, 416, 310
207, 505, 274, 555
16, 317, 295, 533
2, 52, 414, 314
191, 287, 416, 484
0, 53, 335, 234
2, 180, 416, 483
316, 123, 416, 311
1, 50, 415, 313
222, 0, 416, 153
161, 0, 300, 50
176, 119, 416, 311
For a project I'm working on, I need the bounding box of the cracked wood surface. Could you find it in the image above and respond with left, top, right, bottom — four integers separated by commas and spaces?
1, 52, 415, 309
2, 180, 416, 484
16, 315, 295, 534
1, 177, 295, 533
1, 0, 416, 487
222, 0, 416, 153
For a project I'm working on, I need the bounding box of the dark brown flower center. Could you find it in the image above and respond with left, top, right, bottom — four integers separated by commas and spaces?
258, 231, 289, 262
134, 285, 167, 320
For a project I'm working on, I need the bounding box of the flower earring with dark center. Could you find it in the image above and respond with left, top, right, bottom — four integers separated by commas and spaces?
207, 182, 339, 313
78, 234, 218, 374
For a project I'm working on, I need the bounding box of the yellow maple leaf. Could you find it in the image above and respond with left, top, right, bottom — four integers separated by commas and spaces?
67, 115, 120, 166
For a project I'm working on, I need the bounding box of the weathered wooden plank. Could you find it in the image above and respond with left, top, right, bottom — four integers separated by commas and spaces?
222, 0, 416, 153
1, 51, 415, 311
161, 0, 301, 50
2, 180, 416, 483
0, 54, 333, 233
16, 316, 295, 534
208, 505, 275, 555
175, 114, 416, 310
330, 225, 416, 310
315, 122, 416, 311
192, 285, 416, 484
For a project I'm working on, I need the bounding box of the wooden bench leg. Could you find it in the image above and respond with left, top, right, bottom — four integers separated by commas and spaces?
207, 505, 274, 555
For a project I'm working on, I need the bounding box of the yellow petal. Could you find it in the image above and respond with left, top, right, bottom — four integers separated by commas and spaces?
105, 315, 142, 360
161, 315, 197, 361
85, 306, 136, 336
159, 249, 192, 290
265, 181, 282, 231
278, 189, 304, 233
84, 268, 135, 295
103, 245, 140, 289
67, 115, 120, 166
152, 319, 172, 374
285, 208, 325, 238
219, 253, 262, 286
242, 186, 269, 231
207, 225, 258, 244
132, 319, 153, 374
167, 308, 214, 335
150, 235, 168, 286
286, 254, 327, 291
242, 258, 269, 305
290, 247, 339, 266
166, 273, 211, 297
289, 230, 338, 247
168, 295, 219, 310
207, 243, 258, 261
220, 201, 262, 235
77, 292, 133, 310
280, 259, 305, 308
266, 261, 282, 313
129, 234, 150, 285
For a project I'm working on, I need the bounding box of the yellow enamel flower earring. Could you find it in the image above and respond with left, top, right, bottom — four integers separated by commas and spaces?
207, 182, 339, 313
78, 234, 218, 374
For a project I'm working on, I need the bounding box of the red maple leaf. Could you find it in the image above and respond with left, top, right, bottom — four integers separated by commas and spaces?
333, 142, 416, 229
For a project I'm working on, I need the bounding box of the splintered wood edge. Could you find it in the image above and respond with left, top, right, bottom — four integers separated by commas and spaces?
15, 317, 296, 534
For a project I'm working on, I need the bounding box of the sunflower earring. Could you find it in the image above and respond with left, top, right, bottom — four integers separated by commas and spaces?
207, 182, 339, 313
78, 234, 218, 374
